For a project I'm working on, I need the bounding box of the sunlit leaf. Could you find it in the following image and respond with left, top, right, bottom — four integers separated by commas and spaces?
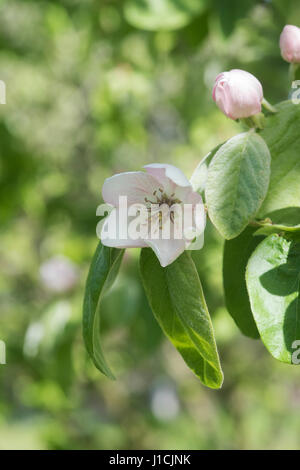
246, 234, 300, 364
124, 0, 207, 31
206, 131, 271, 239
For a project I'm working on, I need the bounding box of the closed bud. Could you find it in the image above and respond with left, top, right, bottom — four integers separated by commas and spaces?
280, 25, 300, 64
212, 69, 263, 120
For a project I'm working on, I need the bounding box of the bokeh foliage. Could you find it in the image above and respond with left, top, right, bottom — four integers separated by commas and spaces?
0, 0, 300, 450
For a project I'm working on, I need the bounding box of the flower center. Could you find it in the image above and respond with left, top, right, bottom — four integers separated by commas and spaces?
144, 189, 182, 229
144, 188, 182, 208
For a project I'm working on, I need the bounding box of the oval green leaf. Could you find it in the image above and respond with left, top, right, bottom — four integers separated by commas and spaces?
246, 234, 300, 364
206, 131, 271, 240
82, 242, 124, 379
140, 248, 223, 388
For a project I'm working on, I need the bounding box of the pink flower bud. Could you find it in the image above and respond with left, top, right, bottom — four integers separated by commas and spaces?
279, 25, 300, 63
212, 69, 263, 120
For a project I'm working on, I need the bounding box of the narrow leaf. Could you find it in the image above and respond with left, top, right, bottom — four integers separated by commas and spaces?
140, 248, 223, 388
82, 242, 124, 379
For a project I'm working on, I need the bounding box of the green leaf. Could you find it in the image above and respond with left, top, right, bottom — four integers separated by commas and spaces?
258, 101, 300, 217
246, 234, 300, 364
82, 242, 124, 379
124, 0, 207, 31
223, 226, 262, 338
140, 249, 223, 388
206, 131, 271, 240
190, 142, 224, 194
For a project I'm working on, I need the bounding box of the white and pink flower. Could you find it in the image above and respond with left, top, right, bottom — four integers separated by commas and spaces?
99, 164, 206, 267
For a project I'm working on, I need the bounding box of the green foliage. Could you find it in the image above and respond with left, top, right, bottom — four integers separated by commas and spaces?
82, 243, 124, 379
124, 0, 207, 31
258, 101, 300, 218
190, 143, 223, 194
1, 0, 300, 451
223, 226, 261, 339
140, 249, 223, 388
206, 132, 271, 239
246, 235, 300, 363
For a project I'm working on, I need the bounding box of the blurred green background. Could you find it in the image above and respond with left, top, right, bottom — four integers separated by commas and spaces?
0, 0, 299, 450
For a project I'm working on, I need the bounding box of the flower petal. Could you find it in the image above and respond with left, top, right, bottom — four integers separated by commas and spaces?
102, 171, 158, 207
100, 209, 147, 248
186, 232, 205, 251
144, 163, 190, 188
145, 238, 186, 267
